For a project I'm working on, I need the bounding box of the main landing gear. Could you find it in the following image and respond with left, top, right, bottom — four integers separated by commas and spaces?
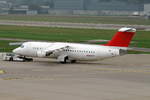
57, 55, 76, 64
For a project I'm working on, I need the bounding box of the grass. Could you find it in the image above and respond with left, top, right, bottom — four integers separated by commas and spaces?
0, 40, 18, 52
0, 25, 115, 42
0, 25, 149, 53
0, 15, 150, 25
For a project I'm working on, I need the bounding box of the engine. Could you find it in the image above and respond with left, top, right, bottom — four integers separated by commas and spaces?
37, 51, 46, 57
119, 49, 127, 56
108, 48, 127, 56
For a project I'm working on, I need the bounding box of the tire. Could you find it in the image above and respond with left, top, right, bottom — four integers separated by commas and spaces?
25, 58, 33, 62
60, 62, 66, 64
71, 60, 76, 63
60, 56, 68, 64
9, 57, 13, 61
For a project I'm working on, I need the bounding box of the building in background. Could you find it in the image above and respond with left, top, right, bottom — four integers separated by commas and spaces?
0, 0, 146, 16
0, 1, 11, 14
9, 5, 29, 14
144, 4, 150, 19
85, 0, 143, 11
48, 0, 144, 16
144, 4, 150, 13
54, 0, 84, 10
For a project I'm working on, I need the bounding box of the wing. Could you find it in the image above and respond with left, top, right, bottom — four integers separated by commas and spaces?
44, 43, 70, 56
9, 42, 24, 46
87, 40, 109, 43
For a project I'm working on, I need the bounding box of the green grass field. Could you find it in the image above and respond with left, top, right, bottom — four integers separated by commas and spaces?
0, 40, 18, 52
0, 15, 150, 25
0, 25, 150, 53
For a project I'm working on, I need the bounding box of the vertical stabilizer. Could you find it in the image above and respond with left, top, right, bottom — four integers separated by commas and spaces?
104, 27, 136, 47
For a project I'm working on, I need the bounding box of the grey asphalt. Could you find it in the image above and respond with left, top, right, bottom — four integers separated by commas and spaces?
0, 20, 150, 30
0, 54, 150, 100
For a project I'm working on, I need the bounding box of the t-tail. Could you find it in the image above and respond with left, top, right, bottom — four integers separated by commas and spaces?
104, 27, 136, 47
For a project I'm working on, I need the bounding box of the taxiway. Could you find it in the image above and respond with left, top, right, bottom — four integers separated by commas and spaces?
0, 54, 150, 100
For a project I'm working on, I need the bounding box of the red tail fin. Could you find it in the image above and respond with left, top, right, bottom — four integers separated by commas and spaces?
104, 27, 136, 47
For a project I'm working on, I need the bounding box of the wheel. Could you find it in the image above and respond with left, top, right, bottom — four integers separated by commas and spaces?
25, 58, 33, 62
60, 56, 68, 64
70, 60, 77, 63
60, 62, 66, 64
9, 57, 13, 61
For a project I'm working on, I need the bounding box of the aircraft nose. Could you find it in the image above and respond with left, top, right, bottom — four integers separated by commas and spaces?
13, 48, 20, 54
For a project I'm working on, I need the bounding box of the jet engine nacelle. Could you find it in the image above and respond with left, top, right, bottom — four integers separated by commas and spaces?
119, 49, 127, 56
108, 48, 127, 56
37, 51, 46, 57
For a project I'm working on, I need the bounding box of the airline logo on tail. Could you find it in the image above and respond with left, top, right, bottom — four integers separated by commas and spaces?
104, 27, 136, 47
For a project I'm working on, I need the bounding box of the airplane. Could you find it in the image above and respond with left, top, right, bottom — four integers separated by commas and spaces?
12, 27, 136, 63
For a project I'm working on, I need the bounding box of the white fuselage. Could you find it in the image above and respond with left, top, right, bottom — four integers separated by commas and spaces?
13, 42, 126, 61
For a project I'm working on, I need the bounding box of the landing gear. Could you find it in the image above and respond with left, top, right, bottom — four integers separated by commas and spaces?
9, 57, 13, 61
70, 60, 77, 63
60, 59, 77, 64
57, 55, 76, 64
60, 56, 69, 64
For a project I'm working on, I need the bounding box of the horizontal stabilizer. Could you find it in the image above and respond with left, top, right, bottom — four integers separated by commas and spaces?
128, 47, 150, 52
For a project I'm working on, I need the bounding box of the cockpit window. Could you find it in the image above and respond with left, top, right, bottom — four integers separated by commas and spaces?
20, 45, 24, 48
